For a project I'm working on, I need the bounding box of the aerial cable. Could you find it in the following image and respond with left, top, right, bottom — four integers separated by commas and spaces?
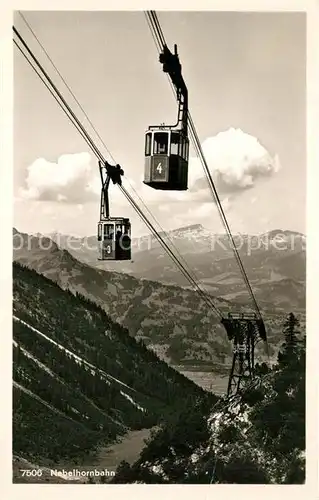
119, 185, 223, 318
145, 11, 262, 320
145, 11, 260, 315
16, 17, 219, 316
122, 177, 209, 291
13, 26, 105, 165
13, 26, 223, 319
18, 11, 117, 165
13, 39, 100, 161
19, 13, 171, 231
149, 11, 166, 49
18, 13, 208, 298
144, 12, 162, 53
188, 116, 262, 318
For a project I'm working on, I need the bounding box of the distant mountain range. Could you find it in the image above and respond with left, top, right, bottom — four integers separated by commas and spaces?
13, 228, 234, 370
13, 226, 304, 372
43, 224, 306, 310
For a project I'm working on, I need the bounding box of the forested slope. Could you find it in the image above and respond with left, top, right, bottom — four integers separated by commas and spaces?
111, 314, 305, 484
13, 262, 214, 468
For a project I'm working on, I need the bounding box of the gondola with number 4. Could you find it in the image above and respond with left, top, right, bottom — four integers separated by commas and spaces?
144, 43, 189, 191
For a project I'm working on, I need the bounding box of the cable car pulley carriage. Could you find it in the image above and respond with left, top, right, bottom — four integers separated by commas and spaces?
97, 160, 131, 261
144, 43, 189, 191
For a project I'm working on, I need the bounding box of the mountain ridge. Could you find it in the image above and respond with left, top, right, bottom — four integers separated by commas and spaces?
13, 227, 305, 377
13, 229, 236, 370
32, 224, 306, 241
13, 261, 213, 481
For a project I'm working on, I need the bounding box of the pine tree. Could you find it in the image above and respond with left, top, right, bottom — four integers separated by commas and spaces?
277, 312, 302, 369
283, 312, 300, 345
111, 461, 133, 483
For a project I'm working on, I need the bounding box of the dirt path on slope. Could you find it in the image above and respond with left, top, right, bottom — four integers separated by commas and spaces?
13, 428, 156, 484
93, 427, 155, 470
72, 427, 156, 483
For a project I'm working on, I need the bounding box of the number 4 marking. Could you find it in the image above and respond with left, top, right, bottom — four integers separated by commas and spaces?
156, 162, 162, 174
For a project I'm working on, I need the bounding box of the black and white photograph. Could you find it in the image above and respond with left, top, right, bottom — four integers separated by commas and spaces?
6, 6, 315, 489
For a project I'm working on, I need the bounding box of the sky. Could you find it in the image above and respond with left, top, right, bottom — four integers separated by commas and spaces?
13, 10, 306, 237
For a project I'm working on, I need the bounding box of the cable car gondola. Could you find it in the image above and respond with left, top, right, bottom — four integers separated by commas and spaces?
144, 44, 189, 191
97, 161, 131, 261
97, 217, 131, 261
144, 127, 189, 190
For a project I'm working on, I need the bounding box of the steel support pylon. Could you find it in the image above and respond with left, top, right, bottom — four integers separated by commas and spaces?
221, 313, 264, 397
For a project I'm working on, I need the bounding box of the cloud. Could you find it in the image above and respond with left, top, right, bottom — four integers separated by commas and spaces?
19, 152, 141, 211
20, 152, 101, 204
132, 128, 280, 209
189, 128, 281, 194
19, 128, 280, 220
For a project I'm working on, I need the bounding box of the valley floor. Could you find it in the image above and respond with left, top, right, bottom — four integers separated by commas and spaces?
92, 427, 154, 472
177, 370, 229, 395
13, 427, 154, 484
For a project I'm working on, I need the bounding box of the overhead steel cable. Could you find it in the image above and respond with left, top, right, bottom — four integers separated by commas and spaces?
122, 177, 209, 292
13, 26, 105, 164
149, 10, 166, 48
145, 10, 263, 321
144, 11, 163, 53
17, 13, 185, 251
18, 11, 118, 166
118, 186, 223, 318
188, 116, 262, 318
18, 12, 215, 308
15, 20, 221, 318
13, 39, 102, 162
13, 25, 223, 320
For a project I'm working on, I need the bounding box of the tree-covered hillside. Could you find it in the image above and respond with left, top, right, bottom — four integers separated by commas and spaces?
110, 313, 305, 484
13, 262, 215, 470
13, 229, 294, 371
